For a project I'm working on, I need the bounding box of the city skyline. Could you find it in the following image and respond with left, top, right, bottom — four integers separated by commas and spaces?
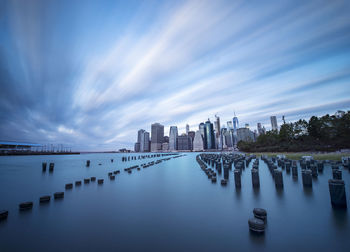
1, 0, 350, 151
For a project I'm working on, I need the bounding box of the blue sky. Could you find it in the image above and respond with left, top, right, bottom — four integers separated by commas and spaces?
0, 0, 350, 151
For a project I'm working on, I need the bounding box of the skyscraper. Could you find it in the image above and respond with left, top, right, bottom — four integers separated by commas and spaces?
151, 123, 164, 152
221, 127, 227, 149
214, 114, 221, 149
199, 122, 207, 149
233, 112, 239, 131
257, 123, 264, 135
177, 134, 192, 151
193, 130, 204, 151
227, 121, 233, 130
270, 116, 278, 131
140, 131, 150, 152
169, 126, 178, 151
205, 119, 215, 149
186, 124, 189, 135
188, 131, 195, 150
137, 129, 145, 144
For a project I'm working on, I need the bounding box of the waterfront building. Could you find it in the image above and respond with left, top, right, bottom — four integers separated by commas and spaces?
162, 142, 169, 151
257, 123, 264, 135
169, 126, 178, 151
177, 135, 192, 151
220, 127, 228, 149
214, 115, 221, 149
233, 113, 239, 131
270, 116, 278, 131
205, 119, 215, 150
188, 131, 195, 150
193, 131, 204, 151
140, 131, 150, 152
199, 123, 207, 149
237, 127, 255, 142
134, 143, 140, 152
224, 129, 233, 148
151, 123, 164, 152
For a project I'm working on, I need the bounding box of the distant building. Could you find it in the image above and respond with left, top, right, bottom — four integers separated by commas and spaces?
214, 115, 221, 149
257, 123, 264, 135
227, 121, 233, 130
177, 135, 192, 151
188, 131, 195, 150
163, 136, 169, 143
270, 116, 278, 131
245, 123, 249, 129
140, 131, 150, 152
169, 126, 178, 151
237, 128, 255, 142
134, 143, 140, 152
199, 122, 207, 149
220, 127, 228, 149
193, 131, 204, 151
137, 129, 145, 143
162, 142, 169, 151
205, 119, 215, 149
233, 113, 239, 131
186, 124, 190, 135
151, 123, 164, 152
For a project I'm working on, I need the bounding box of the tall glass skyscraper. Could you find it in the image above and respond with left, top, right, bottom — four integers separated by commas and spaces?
270, 116, 278, 131
205, 119, 215, 149
199, 122, 207, 149
232, 113, 239, 131
151, 123, 164, 152
169, 126, 178, 151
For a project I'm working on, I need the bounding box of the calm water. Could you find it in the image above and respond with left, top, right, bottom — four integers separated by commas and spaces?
0, 153, 349, 252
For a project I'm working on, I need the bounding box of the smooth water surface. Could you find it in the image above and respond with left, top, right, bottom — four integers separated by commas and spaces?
0, 153, 349, 251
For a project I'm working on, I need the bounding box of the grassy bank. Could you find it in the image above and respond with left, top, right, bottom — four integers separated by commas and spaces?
248, 152, 347, 161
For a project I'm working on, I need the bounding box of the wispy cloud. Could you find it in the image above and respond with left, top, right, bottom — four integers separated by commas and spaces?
0, 0, 350, 150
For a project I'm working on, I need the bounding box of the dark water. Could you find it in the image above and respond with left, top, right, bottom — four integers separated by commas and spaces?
0, 153, 349, 252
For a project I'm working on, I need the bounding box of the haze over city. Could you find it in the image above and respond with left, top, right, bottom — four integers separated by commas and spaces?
1, 0, 350, 151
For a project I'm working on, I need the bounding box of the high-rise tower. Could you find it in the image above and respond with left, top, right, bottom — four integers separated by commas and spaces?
151, 123, 164, 152
270, 116, 278, 131
169, 126, 178, 151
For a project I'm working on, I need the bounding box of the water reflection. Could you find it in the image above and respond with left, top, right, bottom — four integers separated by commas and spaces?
302, 186, 313, 197
249, 230, 266, 245
275, 187, 284, 198
331, 208, 348, 229
253, 187, 260, 199
235, 187, 241, 200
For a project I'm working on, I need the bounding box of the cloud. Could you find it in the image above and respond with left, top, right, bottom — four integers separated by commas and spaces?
0, 0, 350, 150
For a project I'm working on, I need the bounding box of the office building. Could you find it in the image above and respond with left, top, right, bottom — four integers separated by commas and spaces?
237, 128, 255, 142
214, 115, 221, 149
205, 119, 215, 149
169, 126, 178, 151
134, 143, 140, 152
193, 131, 204, 151
188, 131, 195, 150
199, 122, 207, 149
186, 124, 190, 135
177, 135, 192, 151
270, 116, 278, 131
151, 123, 164, 152
140, 131, 150, 152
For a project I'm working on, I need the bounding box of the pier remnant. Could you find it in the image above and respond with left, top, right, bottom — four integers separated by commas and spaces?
328, 179, 347, 208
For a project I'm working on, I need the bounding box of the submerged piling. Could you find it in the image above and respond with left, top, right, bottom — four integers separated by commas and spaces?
302, 170, 312, 187
328, 179, 347, 208
234, 169, 241, 188
251, 169, 260, 188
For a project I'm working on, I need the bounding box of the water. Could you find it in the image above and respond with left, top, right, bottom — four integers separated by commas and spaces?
0, 153, 349, 251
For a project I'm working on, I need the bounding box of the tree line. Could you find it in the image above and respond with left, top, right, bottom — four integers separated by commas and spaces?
238, 111, 350, 152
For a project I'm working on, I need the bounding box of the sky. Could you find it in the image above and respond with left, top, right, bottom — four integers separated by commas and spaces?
0, 0, 350, 151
